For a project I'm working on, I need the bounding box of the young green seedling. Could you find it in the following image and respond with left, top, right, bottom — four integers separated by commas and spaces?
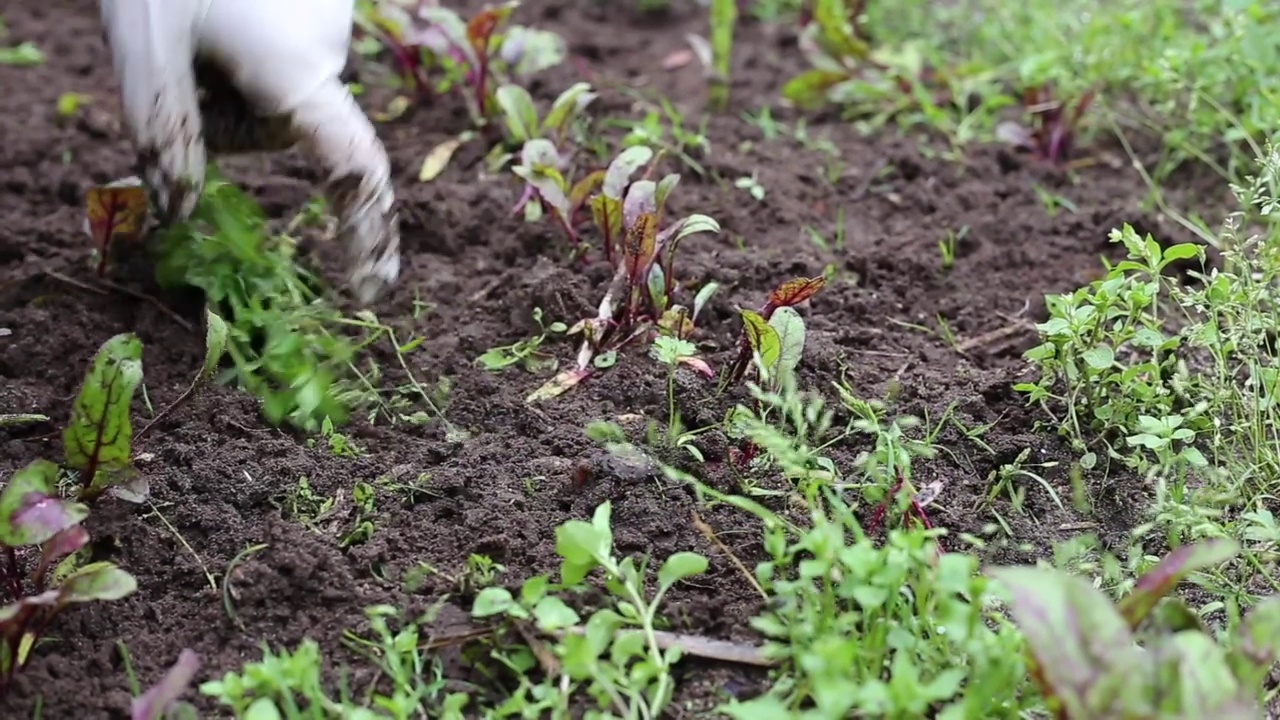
651, 336, 712, 445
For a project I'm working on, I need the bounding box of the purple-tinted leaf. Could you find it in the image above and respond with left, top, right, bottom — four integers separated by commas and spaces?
131, 649, 201, 720
414, 7, 480, 68
995, 120, 1033, 149
603, 146, 653, 200
623, 180, 657, 231
1118, 539, 1239, 629
0, 460, 88, 547
988, 565, 1138, 717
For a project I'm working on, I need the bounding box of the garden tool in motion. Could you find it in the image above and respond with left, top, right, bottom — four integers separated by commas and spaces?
97, 0, 401, 304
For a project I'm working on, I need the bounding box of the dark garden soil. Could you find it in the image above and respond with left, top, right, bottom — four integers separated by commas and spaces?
0, 0, 1235, 717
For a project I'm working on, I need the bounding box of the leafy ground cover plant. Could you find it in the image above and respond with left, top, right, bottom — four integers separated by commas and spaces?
519, 145, 721, 402
148, 171, 372, 433
356, 0, 566, 131
470, 500, 709, 718
0, 459, 137, 697
990, 538, 1280, 718
782, 0, 966, 132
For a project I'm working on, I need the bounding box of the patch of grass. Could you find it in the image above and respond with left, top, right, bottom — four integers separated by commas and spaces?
781, 0, 1280, 194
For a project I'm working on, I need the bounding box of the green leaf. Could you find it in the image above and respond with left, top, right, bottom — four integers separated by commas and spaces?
739, 310, 781, 376
202, 310, 229, 380
556, 521, 607, 567
494, 84, 539, 143
0, 460, 88, 547
58, 561, 137, 603
62, 333, 144, 489
781, 69, 845, 109
603, 146, 653, 199
1117, 539, 1239, 629
657, 552, 707, 590
1082, 345, 1114, 370
767, 306, 806, 383
647, 264, 667, 314
543, 81, 595, 134
692, 282, 719, 322
532, 596, 581, 631
0, 41, 43, 66
243, 697, 284, 720
471, 587, 517, 618
672, 214, 720, 242
1159, 242, 1203, 265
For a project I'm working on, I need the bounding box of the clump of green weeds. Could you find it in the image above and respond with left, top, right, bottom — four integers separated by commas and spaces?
471, 500, 708, 718
151, 171, 373, 433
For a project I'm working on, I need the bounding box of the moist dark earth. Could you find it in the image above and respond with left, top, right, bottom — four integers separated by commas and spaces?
0, 0, 1235, 717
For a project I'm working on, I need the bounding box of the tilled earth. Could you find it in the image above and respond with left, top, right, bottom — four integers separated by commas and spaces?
0, 0, 1228, 716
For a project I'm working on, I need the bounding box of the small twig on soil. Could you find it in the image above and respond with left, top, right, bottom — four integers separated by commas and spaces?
954, 320, 1037, 355
144, 500, 218, 592
516, 620, 562, 677
136, 377, 202, 441
692, 511, 767, 602
44, 269, 194, 332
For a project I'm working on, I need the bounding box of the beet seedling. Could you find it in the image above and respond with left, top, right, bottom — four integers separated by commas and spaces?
727, 276, 826, 388
502, 81, 598, 227
526, 146, 721, 402
990, 539, 1280, 718
358, 0, 566, 130
63, 333, 147, 503
995, 84, 1097, 166
0, 460, 137, 698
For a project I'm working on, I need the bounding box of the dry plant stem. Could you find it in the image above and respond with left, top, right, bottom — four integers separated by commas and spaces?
553, 626, 777, 668
692, 511, 768, 602
44, 270, 194, 332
